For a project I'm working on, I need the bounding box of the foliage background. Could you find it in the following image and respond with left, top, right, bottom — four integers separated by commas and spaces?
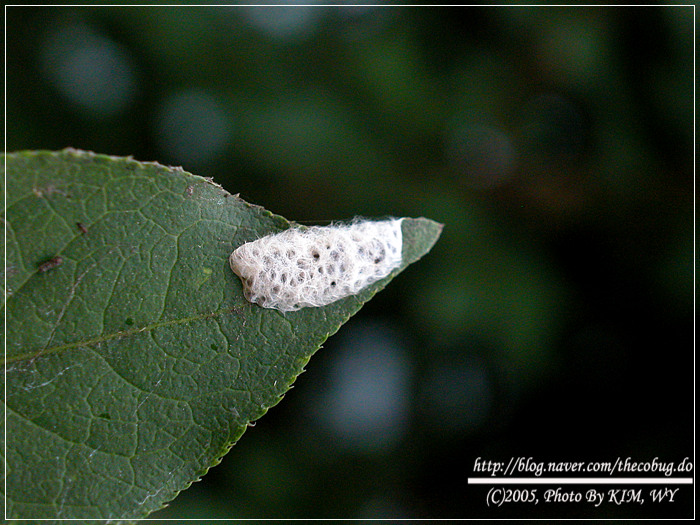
5, 5, 694, 519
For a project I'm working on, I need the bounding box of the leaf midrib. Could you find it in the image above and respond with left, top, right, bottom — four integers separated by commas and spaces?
3, 306, 240, 366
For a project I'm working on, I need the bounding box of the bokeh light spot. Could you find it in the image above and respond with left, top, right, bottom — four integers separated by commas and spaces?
240, 4, 324, 41
313, 322, 411, 452
40, 22, 136, 117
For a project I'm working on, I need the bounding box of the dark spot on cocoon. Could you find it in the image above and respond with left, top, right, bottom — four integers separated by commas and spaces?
373, 247, 386, 264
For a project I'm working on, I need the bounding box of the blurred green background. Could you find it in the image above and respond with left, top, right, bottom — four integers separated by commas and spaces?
6, 5, 694, 519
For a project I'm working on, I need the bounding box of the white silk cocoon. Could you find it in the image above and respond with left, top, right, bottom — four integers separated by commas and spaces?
229, 219, 404, 312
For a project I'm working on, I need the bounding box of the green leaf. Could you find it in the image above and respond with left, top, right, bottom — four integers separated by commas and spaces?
1, 149, 442, 520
